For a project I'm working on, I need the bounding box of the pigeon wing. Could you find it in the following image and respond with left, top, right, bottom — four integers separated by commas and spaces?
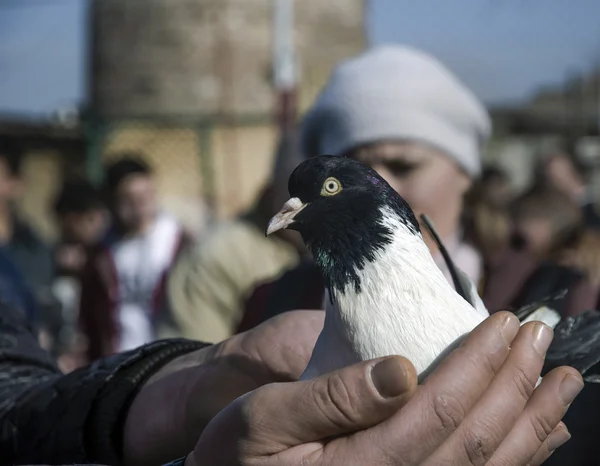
543, 310, 600, 383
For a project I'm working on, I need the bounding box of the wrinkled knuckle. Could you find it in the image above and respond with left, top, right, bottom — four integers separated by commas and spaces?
313, 373, 357, 429
240, 390, 259, 418
461, 423, 497, 466
529, 411, 556, 444
431, 391, 466, 433
512, 365, 537, 402
237, 390, 263, 434
480, 350, 503, 378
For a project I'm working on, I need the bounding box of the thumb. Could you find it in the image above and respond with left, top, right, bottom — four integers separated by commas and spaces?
283, 356, 418, 444
197, 356, 417, 461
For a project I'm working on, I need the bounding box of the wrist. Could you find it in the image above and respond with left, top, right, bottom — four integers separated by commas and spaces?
87, 339, 208, 466
143, 344, 215, 387
123, 346, 221, 466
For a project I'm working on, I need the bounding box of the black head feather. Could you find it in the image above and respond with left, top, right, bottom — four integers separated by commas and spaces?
285, 155, 420, 294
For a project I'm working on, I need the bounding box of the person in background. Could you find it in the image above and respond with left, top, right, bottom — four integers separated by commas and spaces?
0, 137, 57, 342
166, 131, 309, 343
79, 155, 189, 361
0, 246, 38, 322
511, 186, 582, 259
463, 166, 514, 277
536, 146, 600, 229
52, 178, 109, 371
483, 184, 600, 317
302, 45, 490, 284
478, 165, 514, 207
53, 178, 108, 277
240, 45, 491, 328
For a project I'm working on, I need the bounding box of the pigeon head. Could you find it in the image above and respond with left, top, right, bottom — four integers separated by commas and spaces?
267, 155, 420, 294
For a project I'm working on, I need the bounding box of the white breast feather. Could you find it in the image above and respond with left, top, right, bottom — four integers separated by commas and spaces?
301, 207, 486, 380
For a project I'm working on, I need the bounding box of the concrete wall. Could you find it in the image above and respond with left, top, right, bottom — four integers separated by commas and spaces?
17, 151, 64, 241
91, 0, 366, 117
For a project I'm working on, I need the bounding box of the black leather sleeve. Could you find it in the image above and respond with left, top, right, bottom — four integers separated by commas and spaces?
0, 303, 208, 466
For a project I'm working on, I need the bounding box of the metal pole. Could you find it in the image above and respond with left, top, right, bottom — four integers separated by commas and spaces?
84, 116, 106, 186
272, 0, 298, 133
198, 123, 216, 212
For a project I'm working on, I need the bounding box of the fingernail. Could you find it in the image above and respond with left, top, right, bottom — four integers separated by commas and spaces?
371, 357, 410, 398
547, 426, 571, 452
532, 323, 554, 357
559, 374, 584, 406
500, 314, 519, 344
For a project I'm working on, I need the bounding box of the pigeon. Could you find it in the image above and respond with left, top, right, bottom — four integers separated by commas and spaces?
266, 155, 600, 382
266, 155, 489, 380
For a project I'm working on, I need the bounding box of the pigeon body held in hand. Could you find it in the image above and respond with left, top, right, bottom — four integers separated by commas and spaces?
266, 155, 487, 380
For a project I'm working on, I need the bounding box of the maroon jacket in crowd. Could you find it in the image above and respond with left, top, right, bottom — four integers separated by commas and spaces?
79, 230, 191, 361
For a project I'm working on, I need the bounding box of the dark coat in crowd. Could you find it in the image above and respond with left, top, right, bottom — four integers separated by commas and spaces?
0, 300, 205, 465
5, 216, 54, 299
0, 245, 38, 321
482, 247, 599, 318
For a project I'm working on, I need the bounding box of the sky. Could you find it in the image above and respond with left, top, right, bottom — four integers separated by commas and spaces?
0, 0, 599, 116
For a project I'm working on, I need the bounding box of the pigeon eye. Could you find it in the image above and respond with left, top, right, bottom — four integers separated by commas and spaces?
321, 177, 342, 196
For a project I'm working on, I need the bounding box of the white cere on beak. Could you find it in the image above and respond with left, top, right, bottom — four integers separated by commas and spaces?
266, 197, 307, 236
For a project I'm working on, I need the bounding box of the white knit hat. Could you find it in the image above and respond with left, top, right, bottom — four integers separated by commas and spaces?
301, 45, 491, 177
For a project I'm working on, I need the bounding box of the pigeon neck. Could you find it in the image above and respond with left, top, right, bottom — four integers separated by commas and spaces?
310, 206, 420, 297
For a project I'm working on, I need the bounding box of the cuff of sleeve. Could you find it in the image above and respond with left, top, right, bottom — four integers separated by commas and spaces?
86, 339, 209, 465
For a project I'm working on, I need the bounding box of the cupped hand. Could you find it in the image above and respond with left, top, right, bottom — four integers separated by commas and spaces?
123, 310, 324, 466
190, 312, 583, 466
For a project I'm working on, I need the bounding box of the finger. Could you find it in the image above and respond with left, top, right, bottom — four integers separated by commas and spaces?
255, 356, 417, 449
487, 367, 583, 466
356, 311, 520, 465
196, 355, 417, 460
422, 322, 553, 465
234, 310, 325, 380
528, 423, 570, 466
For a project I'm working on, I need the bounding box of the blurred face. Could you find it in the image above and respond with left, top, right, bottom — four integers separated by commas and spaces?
545, 155, 584, 200
0, 157, 21, 204
114, 174, 157, 233
60, 209, 107, 245
485, 178, 512, 207
513, 217, 553, 256
350, 141, 471, 244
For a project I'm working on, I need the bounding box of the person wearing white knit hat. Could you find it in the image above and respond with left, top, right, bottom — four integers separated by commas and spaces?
301, 44, 492, 285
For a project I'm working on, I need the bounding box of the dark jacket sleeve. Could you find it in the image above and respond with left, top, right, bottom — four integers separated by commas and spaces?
0, 301, 208, 466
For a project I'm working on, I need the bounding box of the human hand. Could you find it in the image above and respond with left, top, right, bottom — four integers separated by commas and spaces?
123, 310, 325, 466
188, 312, 582, 465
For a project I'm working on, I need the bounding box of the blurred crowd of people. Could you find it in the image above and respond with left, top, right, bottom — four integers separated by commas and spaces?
3, 45, 600, 378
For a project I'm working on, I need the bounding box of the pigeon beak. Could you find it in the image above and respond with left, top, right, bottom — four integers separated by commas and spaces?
266, 197, 307, 236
